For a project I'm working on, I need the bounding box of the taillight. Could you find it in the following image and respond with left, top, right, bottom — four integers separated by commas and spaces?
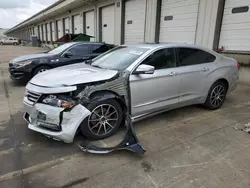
237, 62, 241, 70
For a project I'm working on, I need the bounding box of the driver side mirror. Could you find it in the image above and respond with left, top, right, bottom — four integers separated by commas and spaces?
63, 52, 73, 58
133, 64, 155, 75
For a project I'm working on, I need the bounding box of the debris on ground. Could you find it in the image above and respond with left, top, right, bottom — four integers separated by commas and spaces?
234, 123, 250, 133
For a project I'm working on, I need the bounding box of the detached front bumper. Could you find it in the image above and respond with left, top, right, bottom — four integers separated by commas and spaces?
23, 102, 90, 143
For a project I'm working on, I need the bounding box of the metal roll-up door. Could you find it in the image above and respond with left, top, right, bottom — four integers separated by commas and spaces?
39, 25, 42, 40
159, 0, 199, 44
101, 5, 115, 44
85, 10, 95, 40
73, 14, 81, 34
57, 19, 63, 39
64, 17, 70, 34
34, 26, 38, 36
51, 22, 56, 41
219, 0, 250, 51
124, 0, 146, 44
42, 24, 46, 41
47, 23, 51, 42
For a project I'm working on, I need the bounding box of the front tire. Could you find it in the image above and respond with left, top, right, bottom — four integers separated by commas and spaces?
81, 99, 123, 140
204, 81, 227, 110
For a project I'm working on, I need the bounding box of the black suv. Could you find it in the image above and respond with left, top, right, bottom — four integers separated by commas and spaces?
9, 42, 115, 82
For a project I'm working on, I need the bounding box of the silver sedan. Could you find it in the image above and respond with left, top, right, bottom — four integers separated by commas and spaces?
23, 43, 239, 142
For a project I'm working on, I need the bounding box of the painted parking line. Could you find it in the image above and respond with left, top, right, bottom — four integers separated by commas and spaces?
0, 153, 81, 182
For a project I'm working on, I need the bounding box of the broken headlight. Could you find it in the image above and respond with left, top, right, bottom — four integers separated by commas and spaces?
42, 95, 75, 109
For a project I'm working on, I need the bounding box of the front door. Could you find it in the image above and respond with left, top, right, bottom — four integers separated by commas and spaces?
176, 47, 217, 105
130, 48, 180, 117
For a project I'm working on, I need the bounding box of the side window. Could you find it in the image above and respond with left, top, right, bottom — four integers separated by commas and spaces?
68, 44, 89, 55
141, 48, 176, 70
9, 38, 13, 41
177, 48, 216, 66
91, 44, 110, 53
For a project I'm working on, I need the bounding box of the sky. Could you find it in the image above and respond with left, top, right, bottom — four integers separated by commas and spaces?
0, 0, 57, 29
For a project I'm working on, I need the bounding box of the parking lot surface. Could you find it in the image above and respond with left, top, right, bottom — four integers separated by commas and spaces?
1, 45, 250, 188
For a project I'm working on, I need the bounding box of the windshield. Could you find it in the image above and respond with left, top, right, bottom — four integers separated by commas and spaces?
48, 43, 75, 54
91, 46, 148, 70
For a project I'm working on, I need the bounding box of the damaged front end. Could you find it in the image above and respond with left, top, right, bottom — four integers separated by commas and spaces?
23, 86, 91, 143
77, 71, 146, 154
23, 71, 145, 154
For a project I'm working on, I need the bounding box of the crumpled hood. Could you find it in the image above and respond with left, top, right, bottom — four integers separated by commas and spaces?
30, 63, 118, 87
11, 53, 53, 63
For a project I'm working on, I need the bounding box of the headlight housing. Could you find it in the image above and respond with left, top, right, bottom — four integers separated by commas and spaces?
42, 95, 75, 109
16, 61, 32, 68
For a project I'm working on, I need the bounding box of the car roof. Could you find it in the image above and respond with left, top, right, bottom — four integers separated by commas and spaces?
71, 41, 107, 45
123, 42, 204, 49
122, 42, 219, 56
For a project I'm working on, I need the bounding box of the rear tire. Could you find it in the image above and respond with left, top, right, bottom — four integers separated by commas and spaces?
204, 81, 227, 110
13, 42, 17, 45
80, 99, 123, 140
33, 66, 50, 77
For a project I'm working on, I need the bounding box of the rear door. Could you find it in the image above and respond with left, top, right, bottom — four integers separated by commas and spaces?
130, 47, 180, 117
59, 44, 91, 66
176, 47, 216, 105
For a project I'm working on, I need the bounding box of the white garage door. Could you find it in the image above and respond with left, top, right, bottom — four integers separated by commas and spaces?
101, 5, 115, 44
39, 25, 42, 40
57, 19, 63, 39
34, 26, 38, 36
64, 17, 70, 34
51, 22, 56, 41
159, 0, 199, 44
42, 24, 46, 41
85, 11, 95, 41
124, 0, 146, 44
47, 23, 51, 42
219, 0, 250, 51
73, 14, 81, 34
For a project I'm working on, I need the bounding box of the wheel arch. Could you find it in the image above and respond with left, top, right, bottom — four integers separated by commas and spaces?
89, 90, 127, 112
203, 77, 230, 103
213, 78, 229, 92
32, 64, 52, 76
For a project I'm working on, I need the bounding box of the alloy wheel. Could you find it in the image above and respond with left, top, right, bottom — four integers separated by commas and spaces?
88, 104, 119, 136
38, 69, 48, 73
210, 85, 225, 108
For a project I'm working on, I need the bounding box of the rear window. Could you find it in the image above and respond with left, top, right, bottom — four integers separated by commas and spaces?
91, 44, 116, 53
177, 48, 216, 66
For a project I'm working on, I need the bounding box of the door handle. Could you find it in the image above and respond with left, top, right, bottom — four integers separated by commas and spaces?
202, 67, 210, 72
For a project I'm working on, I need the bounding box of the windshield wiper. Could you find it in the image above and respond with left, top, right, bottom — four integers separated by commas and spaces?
85, 59, 92, 65
91, 64, 102, 69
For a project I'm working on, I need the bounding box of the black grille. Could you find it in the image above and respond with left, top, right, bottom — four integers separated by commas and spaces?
26, 90, 41, 105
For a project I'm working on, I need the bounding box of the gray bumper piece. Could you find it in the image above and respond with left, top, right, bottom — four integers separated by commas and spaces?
79, 115, 145, 154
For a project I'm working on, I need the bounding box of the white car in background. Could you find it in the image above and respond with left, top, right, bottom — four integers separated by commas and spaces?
0, 37, 19, 45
